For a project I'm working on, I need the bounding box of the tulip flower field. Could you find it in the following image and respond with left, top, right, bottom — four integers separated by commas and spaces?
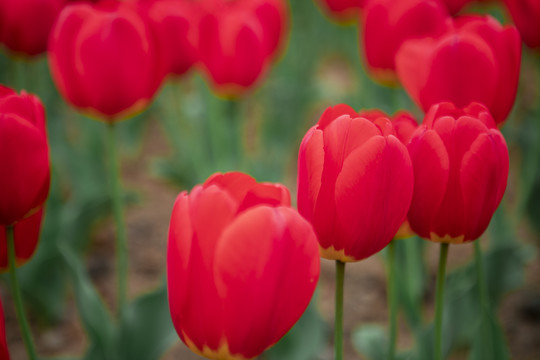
1, 0, 540, 360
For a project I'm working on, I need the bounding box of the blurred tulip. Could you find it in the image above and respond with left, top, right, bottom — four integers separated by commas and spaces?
167, 172, 320, 359
503, 0, 540, 48
314, 0, 364, 22
360, 0, 450, 83
396, 15, 521, 125
439, 0, 474, 14
297, 104, 414, 262
143, 0, 200, 76
0, 0, 66, 56
0, 86, 50, 226
407, 102, 509, 243
49, 0, 166, 120
0, 298, 8, 360
0, 209, 43, 272
197, 0, 288, 96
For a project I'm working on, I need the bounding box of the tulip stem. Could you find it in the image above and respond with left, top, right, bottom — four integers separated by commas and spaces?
434, 243, 449, 360
387, 240, 398, 360
7, 226, 38, 360
225, 98, 243, 170
107, 123, 128, 315
335, 260, 345, 360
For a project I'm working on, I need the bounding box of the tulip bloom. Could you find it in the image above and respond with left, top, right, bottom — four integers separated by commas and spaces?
167, 172, 320, 359
407, 102, 509, 243
0, 0, 66, 56
396, 15, 521, 125
49, 0, 166, 120
297, 104, 414, 262
360, 0, 450, 82
197, 0, 288, 96
144, 0, 199, 76
0, 209, 43, 271
0, 86, 50, 226
358, 109, 419, 239
503, 0, 540, 48
0, 298, 8, 360
314, 0, 364, 22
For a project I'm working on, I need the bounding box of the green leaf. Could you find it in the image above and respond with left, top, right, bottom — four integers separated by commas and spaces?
60, 243, 116, 360
265, 296, 328, 360
352, 324, 413, 360
468, 307, 510, 360
117, 283, 177, 360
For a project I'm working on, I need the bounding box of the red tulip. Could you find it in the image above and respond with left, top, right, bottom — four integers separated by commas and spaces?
503, 0, 540, 48
314, 0, 364, 22
407, 102, 509, 243
0, 209, 43, 271
167, 172, 320, 359
297, 104, 414, 262
396, 15, 521, 125
143, 0, 200, 76
0, 0, 66, 56
0, 86, 50, 226
357, 109, 419, 145
197, 0, 288, 96
48, 0, 166, 121
360, 0, 450, 83
357, 109, 419, 239
439, 0, 475, 14
0, 298, 8, 360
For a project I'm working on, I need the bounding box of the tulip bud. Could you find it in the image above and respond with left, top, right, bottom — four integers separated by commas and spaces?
297, 104, 414, 262
0, 0, 66, 56
0, 210, 43, 271
407, 102, 509, 243
314, 0, 364, 22
0, 86, 50, 226
396, 15, 521, 125
48, 0, 166, 120
144, 0, 199, 77
503, 0, 540, 48
360, 0, 450, 83
167, 172, 320, 360
0, 298, 8, 360
197, 0, 288, 96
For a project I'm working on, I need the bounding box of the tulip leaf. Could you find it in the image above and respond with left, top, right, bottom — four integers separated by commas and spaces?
60, 243, 116, 360
468, 306, 510, 360
265, 296, 328, 360
116, 282, 177, 360
351, 324, 412, 360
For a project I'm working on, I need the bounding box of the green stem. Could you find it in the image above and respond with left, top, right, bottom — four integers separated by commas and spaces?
387, 240, 398, 360
434, 243, 449, 360
474, 241, 489, 310
225, 98, 243, 170
107, 123, 128, 315
7, 226, 38, 360
335, 260, 345, 360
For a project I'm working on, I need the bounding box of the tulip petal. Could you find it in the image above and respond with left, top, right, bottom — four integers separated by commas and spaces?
297, 127, 324, 223
0, 114, 49, 225
214, 206, 319, 358
335, 136, 413, 260
407, 128, 450, 239
460, 131, 509, 240
314, 117, 380, 250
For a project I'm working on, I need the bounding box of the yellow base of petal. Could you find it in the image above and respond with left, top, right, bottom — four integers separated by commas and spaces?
319, 245, 356, 262
182, 332, 254, 360
429, 233, 465, 244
